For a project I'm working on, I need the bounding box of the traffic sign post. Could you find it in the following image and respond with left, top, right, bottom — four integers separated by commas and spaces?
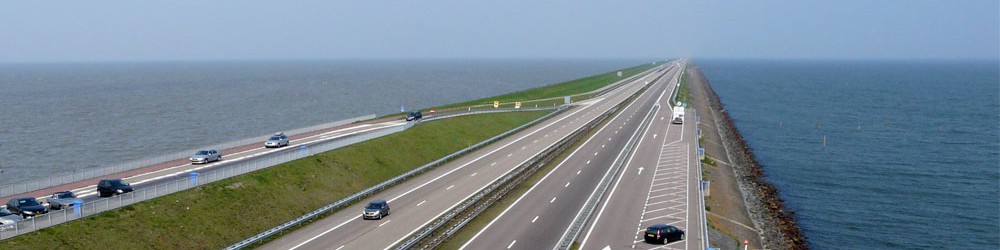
515, 102, 521, 109
493, 100, 499, 108
744, 239, 749, 250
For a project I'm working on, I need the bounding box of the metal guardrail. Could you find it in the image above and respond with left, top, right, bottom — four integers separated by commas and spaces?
0, 119, 406, 240
0, 114, 377, 198
695, 109, 710, 250
224, 106, 568, 250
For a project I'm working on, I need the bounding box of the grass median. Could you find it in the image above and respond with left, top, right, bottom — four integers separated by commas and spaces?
0, 111, 548, 249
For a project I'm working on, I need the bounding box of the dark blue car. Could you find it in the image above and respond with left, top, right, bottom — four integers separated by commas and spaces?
6, 197, 48, 218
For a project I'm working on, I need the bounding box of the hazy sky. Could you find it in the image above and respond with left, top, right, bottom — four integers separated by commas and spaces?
2, 1, 997, 62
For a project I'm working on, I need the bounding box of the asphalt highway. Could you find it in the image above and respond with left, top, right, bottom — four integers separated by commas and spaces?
578, 60, 705, 250
258, 64, 674, 250
460, 61, 685, 250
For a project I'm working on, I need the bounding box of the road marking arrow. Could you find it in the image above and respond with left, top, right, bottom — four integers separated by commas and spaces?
638, 167, 644, 175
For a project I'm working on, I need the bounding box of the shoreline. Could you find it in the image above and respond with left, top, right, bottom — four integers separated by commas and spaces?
688, 64, 807, 249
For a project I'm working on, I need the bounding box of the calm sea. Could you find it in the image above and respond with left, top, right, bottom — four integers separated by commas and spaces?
0, 59, 650, 186
699, 60, 999, 249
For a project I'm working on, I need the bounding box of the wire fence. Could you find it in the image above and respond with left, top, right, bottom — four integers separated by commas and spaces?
0, 114, 376, 198
0, 119, 405, 240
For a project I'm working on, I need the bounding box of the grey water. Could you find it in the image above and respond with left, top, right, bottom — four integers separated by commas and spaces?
0, 59, 650, 186
699, 60, 999, 249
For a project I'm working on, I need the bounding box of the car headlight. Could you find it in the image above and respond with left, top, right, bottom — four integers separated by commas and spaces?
116, 189, 124, 193
23, 211, 34, 215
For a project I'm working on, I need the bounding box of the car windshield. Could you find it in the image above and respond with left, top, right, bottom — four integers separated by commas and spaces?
366, 203, 383, 209
110, 180, 130, 187
0, 208, 13, 216
269, 136, 281, 140
196, 150, 210, 155
56, 192, 75, 199
18, 198, 40, 206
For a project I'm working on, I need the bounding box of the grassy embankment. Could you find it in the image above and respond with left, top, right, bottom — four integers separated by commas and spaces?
437, 62, 660, 110
0, 62, 657, 249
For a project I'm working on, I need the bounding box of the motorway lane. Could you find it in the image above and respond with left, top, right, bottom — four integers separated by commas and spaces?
579, 61, 705, 250
2, 120, 407, 211
258, 65, 672, 250
459, 64, 681, 249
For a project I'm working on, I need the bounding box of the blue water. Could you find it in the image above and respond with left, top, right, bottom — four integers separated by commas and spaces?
699, 60, 999, 249
0, 59, 650, 186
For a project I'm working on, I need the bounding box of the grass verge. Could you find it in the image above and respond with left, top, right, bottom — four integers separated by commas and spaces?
0, 111, 549, 249
676, 66, 691, 105
435, 62, 661, 109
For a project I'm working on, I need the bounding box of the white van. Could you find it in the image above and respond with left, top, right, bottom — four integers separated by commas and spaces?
672, 106, 685, 124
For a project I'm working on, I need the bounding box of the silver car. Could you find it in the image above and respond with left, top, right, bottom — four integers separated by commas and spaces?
264, 132, 289, 148
189, 149, 222, 164
46, 191, 77, 210
0, 207, 21, 229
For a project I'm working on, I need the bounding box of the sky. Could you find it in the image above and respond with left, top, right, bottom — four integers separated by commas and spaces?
2, 1, 997, 62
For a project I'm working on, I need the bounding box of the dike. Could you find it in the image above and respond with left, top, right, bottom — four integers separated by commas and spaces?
693, 66, 808, 250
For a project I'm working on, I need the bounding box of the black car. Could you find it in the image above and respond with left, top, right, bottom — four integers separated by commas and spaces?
6, 197, 48, 218
362, 199, 390, 220
97, 179, 134, 197
644, 224, 684, 244
405, 111, 422, 121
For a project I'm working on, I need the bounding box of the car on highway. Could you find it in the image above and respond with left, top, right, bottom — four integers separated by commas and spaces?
97, 179, 134, 197
0, 207, 22, 228
362, 199, 390, 220
264, 132, 290, 148
644, 224, 684, 244
45, 191, 78, 210
6, 197, 48, 218
189, 149, 222, 164
406, 111, 422, 121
